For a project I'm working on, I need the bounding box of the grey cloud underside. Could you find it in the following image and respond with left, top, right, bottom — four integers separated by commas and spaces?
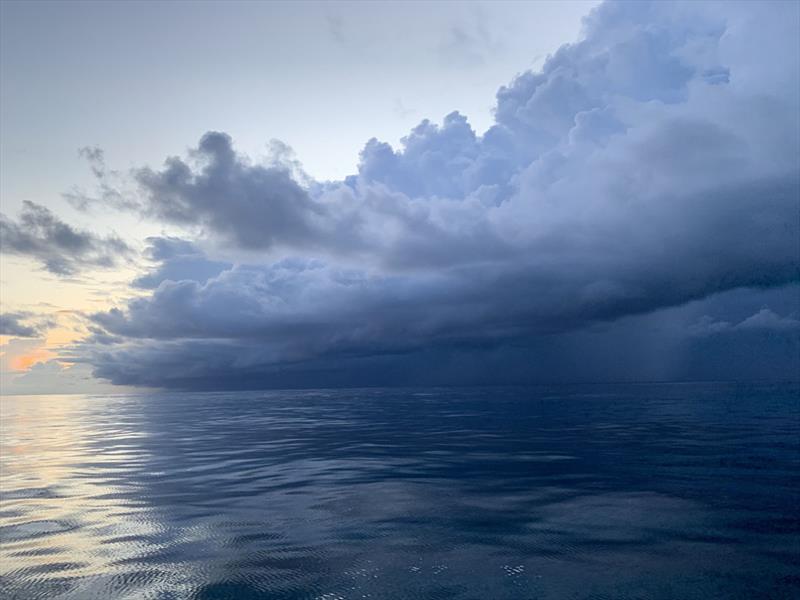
0, 313, 41, 337
81, 285, 800, 389
0, 201, 131, 275
83, 0, 799, 388
132, 237, 231, 290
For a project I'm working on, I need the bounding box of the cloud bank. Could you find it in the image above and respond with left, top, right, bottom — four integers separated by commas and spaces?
75, 0, 798, 389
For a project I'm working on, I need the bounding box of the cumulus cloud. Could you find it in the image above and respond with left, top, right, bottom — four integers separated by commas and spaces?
0, 201, 132, 275
133, 132, 347, 251
80, 0, 799, 389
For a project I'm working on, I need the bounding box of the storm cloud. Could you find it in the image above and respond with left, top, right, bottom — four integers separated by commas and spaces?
82, 0, 799, 389
83, 286, 800, 390
0, 201, 132, 275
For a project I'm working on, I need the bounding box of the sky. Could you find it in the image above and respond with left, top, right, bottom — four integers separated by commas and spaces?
0, 0, 798, 394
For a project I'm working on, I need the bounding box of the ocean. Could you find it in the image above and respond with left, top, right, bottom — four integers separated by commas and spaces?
1, 383, 798, 599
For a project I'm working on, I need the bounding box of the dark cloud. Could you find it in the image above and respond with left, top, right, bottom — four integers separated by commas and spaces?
0, 312, 41, 337
80, 0, 799, 389
133, 132, 348, 251
80, 287, 800, 390
132, 237, 231, 289
0, 201, 132, 275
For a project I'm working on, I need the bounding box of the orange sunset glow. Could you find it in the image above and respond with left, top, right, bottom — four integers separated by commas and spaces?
10, 347, 55, 371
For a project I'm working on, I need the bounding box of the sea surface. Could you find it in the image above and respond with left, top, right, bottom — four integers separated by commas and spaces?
0, 383, 798, 599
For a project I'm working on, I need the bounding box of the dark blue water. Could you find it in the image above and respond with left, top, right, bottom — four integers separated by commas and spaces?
1, 383, 798, 599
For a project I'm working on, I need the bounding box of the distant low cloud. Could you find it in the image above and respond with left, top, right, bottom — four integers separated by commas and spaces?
0, 201, 132, 275
691, 308, 800, 337
0, 356, 127, 396
79, 0, 799, 389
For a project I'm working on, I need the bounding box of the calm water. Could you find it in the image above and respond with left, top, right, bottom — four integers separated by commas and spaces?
1, 383, 798, 599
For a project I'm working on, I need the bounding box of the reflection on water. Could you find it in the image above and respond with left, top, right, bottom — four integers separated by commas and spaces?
1, 383, 798, 599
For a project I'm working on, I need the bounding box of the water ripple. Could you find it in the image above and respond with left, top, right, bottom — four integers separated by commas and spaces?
1, 383, 798, 599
